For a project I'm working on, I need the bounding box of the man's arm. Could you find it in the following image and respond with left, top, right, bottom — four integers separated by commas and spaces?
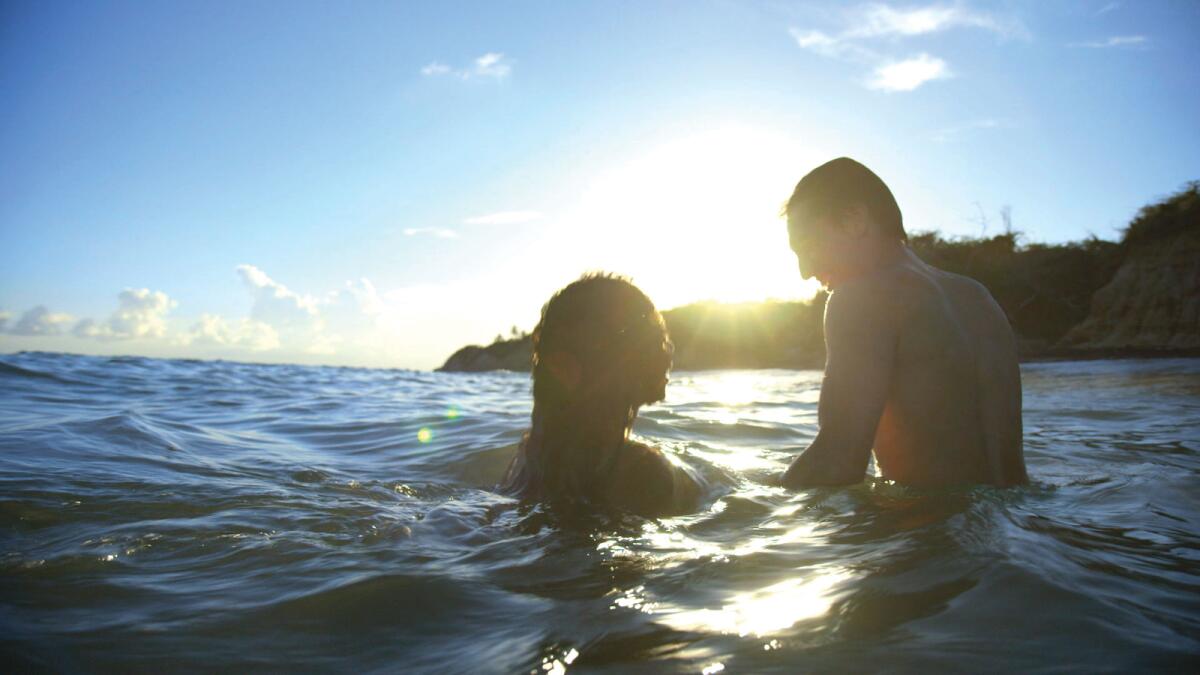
782, 282, 895, 488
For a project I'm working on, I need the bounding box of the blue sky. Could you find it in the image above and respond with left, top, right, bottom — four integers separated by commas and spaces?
2, 1, 1197, 369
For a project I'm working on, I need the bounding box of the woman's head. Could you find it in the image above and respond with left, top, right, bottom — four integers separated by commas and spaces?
531, 273, 672, 417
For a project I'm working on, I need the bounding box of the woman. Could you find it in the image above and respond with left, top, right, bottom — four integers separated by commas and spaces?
501, 273, 701, 516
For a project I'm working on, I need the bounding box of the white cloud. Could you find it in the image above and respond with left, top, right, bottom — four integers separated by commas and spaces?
1096, 2, 1120, 15
850, 3, 1027, 40
420, 52, 513, 80
462, 210, 542, 226
237, 264, 323, 336
473, 52, 511, 78
868, 53, 950, 92
186, 314, 279, 351
1068, 35, 1147, 49
9, 305, 74, 336
403, 227, 460, 238
0, 267, 535, 369
321, 278, 385, 333
788, 28, 877, 61
215, 266, 529, 367
227, 267, 391, 357
73, 288, 176, 341
789, 3, 1026, 91
0, 268, 485, 368
790, 28, 838, 50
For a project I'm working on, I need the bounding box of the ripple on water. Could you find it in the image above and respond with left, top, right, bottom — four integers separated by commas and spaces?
1, 353, 1198, 671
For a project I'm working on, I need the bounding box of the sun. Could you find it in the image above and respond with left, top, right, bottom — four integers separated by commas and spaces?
553, 124, 826, 310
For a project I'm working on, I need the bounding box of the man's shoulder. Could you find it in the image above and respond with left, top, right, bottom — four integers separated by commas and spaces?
922, 266, 1009, 325
843, 259, 994, 313
930, 266, 993, 299
825, 269, 905, 331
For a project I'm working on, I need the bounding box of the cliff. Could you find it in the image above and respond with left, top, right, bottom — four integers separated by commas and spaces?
437, 337, 532, 372
1060, 182, 1200, 350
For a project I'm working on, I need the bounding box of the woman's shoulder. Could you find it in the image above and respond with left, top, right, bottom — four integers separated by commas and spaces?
608, 441, 700, 516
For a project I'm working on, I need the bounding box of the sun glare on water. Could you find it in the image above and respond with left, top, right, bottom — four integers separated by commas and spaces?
557, 125, 825, 309
658, 567, 852, 637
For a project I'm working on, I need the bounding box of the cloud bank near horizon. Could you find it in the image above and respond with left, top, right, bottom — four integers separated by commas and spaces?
0, 264, 546, 369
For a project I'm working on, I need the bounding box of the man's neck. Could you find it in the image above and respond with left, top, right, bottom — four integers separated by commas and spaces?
830, 239, 907, 290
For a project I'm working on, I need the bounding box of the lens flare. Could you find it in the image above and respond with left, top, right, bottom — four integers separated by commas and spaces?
417, 427, 433, 443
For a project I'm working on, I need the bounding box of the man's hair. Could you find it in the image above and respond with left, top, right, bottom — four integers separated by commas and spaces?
531, 272, 670, 412
785, 157, 906, 241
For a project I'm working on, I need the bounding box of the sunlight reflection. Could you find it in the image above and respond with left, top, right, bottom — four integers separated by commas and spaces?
688, 445, 778, 472
705, 371, 762, 406
657, 567, 851, 637
610, 584, 656, 612
629, 511, 825, 568
538, 647, 579, 675
729, 521, 821, 558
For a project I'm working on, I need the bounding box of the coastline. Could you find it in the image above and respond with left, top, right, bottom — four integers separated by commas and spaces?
440, 183, 1198, 374
434, 337, 1200, 373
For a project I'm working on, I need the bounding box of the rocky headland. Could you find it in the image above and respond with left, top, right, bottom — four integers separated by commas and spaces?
1060, 184, 1199, 351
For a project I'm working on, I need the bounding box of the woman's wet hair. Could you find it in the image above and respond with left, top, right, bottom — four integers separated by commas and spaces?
530, 273, 671, 415
785, 157, 906, 242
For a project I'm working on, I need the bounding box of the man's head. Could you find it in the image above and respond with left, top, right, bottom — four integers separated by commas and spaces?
531, 273, 672, 417
784, 157, 905, 288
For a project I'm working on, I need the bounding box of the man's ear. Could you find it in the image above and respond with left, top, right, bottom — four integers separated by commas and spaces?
842, 204, 871, 238
542, 350, 582, 393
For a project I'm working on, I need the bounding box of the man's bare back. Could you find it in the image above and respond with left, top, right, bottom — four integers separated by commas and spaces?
783, 249, 1026, 487
871, 249, 1025, 485
781, 157, 1026, 489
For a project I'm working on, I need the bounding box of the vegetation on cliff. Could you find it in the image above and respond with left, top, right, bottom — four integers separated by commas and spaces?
1062, 182, 1200, 350
438, 183, 1197, 372
1118, 181, 1199, 251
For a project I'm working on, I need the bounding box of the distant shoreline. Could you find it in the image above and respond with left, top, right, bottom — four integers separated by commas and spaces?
6, 348, 1200, 375
433, 340, 1200, 373
440, 182, 1199, 374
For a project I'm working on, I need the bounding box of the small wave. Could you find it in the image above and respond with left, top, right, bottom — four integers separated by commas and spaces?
0, 359, 81, 386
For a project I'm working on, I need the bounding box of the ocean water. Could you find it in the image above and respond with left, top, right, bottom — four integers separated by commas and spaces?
1, 352, 1198, 673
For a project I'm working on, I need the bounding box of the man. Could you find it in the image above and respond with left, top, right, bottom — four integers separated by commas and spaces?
781, 158, 1027, 488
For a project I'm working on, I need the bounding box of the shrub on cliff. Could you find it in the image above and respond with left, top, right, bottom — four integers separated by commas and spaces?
1120, 181, 1200, 251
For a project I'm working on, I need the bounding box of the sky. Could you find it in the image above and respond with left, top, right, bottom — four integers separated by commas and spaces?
1, 1, 1197, 370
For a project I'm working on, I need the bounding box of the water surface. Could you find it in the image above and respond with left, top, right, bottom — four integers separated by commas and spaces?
2, 353, 1198, 672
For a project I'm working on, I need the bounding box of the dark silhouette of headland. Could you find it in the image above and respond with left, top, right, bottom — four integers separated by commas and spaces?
439, 182, 1200, 372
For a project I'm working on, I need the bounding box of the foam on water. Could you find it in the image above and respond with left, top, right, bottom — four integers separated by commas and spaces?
1, 352, 1198, 672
